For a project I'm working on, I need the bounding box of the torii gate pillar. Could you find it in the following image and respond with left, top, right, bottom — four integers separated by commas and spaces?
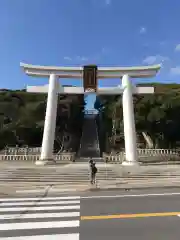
36, 74, 59, 165
121, 75, 137, 166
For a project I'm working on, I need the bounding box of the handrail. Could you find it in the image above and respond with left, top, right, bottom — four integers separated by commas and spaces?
103, 149, 180, 163
0, 153, 76, 162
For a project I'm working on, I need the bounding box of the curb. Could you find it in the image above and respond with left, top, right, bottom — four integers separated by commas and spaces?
86, 185, 180, 192
1, 185, 180, 197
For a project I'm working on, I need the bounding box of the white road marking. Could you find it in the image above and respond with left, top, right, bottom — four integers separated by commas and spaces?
0, 196, 80, 202
0, 200, 80, 206
0, 195, 80, 238
0, 220, 79, 230
0, 205, 80, 212
16, 188, 77, 193
81, 192, 180, 199
0, 233, 79, 240
0, 212, 80, 220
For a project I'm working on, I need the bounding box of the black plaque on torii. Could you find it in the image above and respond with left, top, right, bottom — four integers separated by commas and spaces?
83, 65, 98, 93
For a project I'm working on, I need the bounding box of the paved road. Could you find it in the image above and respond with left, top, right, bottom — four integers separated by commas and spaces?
0, 195, 80, 239
80, 190, 180, 240
1, 189, 180, 239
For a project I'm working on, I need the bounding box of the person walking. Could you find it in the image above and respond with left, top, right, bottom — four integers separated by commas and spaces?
89, 158, 94, 183
89, 157, 94, 166
90, 162, 97, 185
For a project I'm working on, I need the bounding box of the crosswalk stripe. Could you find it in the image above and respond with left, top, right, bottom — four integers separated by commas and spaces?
0, 200, 80, 206
0, 196, 80, 201
0, 220, 80, 230
0, 233, 79, 240
0, 205, 80, 212
0, 195, 80, 239
0, 212, 80, 220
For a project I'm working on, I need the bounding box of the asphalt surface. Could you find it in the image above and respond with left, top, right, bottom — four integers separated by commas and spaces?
80, 189, 180, 240
0, 195, 81, 239
1, 189, 180, 239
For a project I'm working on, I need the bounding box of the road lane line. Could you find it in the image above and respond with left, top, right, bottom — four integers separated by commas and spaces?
0, 234, 79, 240
0, 212, 80, 220
0, 200, 80, 206
81, 192, 180, 199
0, 196, 80, 201
81, 212, 180, 220
0, 220, 79, 230
0, 205, 80, 212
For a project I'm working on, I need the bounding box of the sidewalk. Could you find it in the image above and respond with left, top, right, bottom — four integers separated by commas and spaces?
0, 183, 88, 197
0, 161, 180, 196
1, 179, 180, 197
91, 178, 180, 191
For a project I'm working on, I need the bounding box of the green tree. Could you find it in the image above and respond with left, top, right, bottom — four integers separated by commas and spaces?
95, 84, 180, 151
0, 90, 85, 150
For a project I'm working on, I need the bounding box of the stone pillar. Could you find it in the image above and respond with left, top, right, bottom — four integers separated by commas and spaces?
121, 74, 138, 166
36, 74, 59, 165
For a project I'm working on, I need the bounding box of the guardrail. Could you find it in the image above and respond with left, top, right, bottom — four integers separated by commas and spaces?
103, 149, 180, 164
0, 152, 76, 162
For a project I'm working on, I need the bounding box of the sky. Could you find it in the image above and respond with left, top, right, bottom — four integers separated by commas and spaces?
1, 0, 180, 109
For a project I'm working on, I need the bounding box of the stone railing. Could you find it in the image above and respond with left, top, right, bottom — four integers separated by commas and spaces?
1, 147, 42, 155
85, 110, 98, 115
0, 152, 76, 162
103, 149, 180, 164
0, 147, 75, 156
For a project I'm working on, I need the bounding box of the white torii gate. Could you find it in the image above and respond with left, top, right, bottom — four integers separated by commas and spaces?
20, 63, 161, 166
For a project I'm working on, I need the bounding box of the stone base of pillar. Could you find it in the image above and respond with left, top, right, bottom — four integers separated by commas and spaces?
121, 160, 139, 166
35, 159, 56, 166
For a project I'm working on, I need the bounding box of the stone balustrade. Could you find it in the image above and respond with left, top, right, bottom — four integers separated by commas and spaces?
103, 149, 180, 164
1, 147, 42, 155
0, 152, 76, 162
0, 147, 75, 156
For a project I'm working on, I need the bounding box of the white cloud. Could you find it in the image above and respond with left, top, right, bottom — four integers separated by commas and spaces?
175, 44, 180, 52
105, 0, 111, 5
64, 56, 72, 61
143, 56, 157, 64
140, 27, 147, 34
143, 55, 169, 65
64, 56, 88, 62
170, 66, 180, 75
76, 56, 88, 61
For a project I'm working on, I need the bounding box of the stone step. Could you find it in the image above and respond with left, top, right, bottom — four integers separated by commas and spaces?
1, 172, 119, 176
0, 181, 91, 185
2, 173, 179, 177
1, 172, 180, 178
0, 176, 180, 183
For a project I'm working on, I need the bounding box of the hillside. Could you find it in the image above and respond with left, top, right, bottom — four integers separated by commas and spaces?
0, 90, 85, 150
95, 83, 180, 151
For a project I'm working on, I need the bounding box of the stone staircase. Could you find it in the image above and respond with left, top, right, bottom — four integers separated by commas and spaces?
78, 113, 100, 159
0, 164, 122, 185
1, 163, 180, 193
1, 163, 180, 185
0, 163, 124, 194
